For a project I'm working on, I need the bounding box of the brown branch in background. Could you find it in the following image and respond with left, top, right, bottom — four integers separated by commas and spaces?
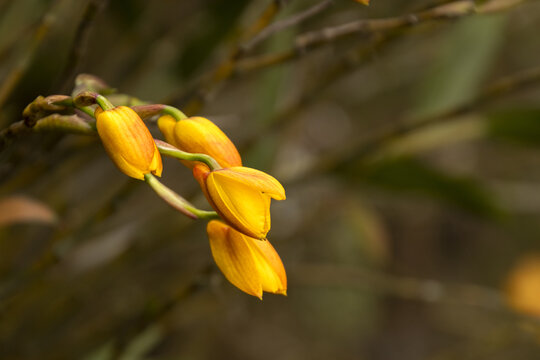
0, 2, 57, 115
292, 263, 540, 330
0, 113, 94, 152
239, 0, 334, 54
239, 32, 394, 154
57, 0, 108, 93
109, 264, 215, 357
238, 0, 533, 175
0, 121, 31, 151
234, 0, 528, 74
172, 0, 289, 115
293, 263, 504, 309
240, 0, 288, 42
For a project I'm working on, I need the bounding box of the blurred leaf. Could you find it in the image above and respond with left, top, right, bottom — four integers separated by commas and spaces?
331, 198, 390, 266
413, 14, 507, 118
487, 108, 540, 146
370, 115, 486, 161
175, 0, 250, 78
118, 325, 162, 360
293, 286, 379, 344
344, 157, 503, 218
83, 341, 114, 360
0, 195, 57, 227
344, 199, 390, 265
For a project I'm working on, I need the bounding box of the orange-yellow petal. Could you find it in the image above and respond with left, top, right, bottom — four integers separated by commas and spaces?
149, 142, 163, 177
96, 106, 162, 180
253, 239, 287, 295
192, 164, 211, 197
211, 167, 285, 200
157, 115, 242, 168
157, 114, 177, 147
206, 171, 270, 239
175, 116, 242, 168
207, 220, 287, 299
201, 167, 285, 239
208, 220, 263, 298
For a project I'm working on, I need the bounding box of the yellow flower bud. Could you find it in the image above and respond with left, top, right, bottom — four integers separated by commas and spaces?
157, 115, 242, 168
207, 220, 287, 299
96, 106, 162, 180
505, 255, 540, 317
194, 164, 285, 240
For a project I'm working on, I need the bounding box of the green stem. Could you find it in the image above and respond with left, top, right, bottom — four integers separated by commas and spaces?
155, 140, 221, 171
162, 105, 188, 121
144, 173, 219, 220
48, 95, 95, 118
78, 106, 95, 118
96, 95, 115, 111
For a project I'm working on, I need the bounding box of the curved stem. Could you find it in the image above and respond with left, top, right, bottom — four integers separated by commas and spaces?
78, 106, 95, 118
96, 94, 115, 111
162, 105, 188, 121
155, 139, 221, 171
144, 173, 220, 220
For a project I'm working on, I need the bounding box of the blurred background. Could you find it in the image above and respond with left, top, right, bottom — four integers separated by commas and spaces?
2, 0, 540, 358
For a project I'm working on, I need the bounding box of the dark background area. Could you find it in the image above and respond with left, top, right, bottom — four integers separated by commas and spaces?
1, 0, 540, 359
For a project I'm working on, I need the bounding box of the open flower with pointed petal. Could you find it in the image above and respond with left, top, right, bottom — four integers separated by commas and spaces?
96, 106, 162, 180
157, 115, 241, 168
207, 220, 287, 299
194, 164, 285, 240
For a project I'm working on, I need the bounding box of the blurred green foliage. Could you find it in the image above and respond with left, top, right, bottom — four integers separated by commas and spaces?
358, 157, 503, 218
488, 108, 540, 146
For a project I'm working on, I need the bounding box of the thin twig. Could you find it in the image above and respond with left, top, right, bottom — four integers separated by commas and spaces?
239, 0, 334, 54
293, 263, 505, 309
238, 0, 535, 175
0, 121, 30, 151
0, 1, 58, 114
0, 113, 94, 153
235, 0, 529, 74
57, 0, 108, 93
166, 0, 288, 114
239, 32, 394, 155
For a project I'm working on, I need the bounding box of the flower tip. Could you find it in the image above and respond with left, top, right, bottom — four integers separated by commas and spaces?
268, 183, 286, 201
355, 0, 369, 5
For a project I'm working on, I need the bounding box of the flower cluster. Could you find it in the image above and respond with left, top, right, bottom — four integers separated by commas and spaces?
158, 113, 287, 298
92, 95, 286, 299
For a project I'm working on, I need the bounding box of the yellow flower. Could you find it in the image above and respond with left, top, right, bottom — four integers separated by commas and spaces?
207, 220, 287, 299
505, 255, 540, 317
96, 106, 162, 180
157, 115, 242, 168
194, 164, 285, 239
